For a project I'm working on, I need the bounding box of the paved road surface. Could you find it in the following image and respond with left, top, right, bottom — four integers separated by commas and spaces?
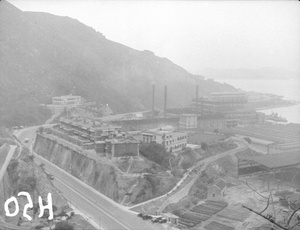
0, 145, 16, 183
15, 126, 164, 229
157, 140, 247, 212
34, 153, 164, 230
132, 140, 247, 211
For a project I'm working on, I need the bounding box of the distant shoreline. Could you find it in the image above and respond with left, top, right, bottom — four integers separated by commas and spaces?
255, 102, 298, 111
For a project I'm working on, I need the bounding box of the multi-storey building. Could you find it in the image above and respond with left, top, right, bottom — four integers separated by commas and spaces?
142, 126, 187, 153
179, 114, 198, 129
47, 95, 83, 114
45, 118, 139, 159
52, 95, 82, 105
197, 114, 227, 131
192, 92, 247, 115
190, 92, 264, 127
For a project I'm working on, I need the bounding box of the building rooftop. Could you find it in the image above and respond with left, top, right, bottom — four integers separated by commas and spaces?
60, 118, 121, 131
163, 213, 179, 219
239, 151, 300, 169
211, 92, 246, 96
53, 95, 81, 99
212, 178, 227, 190
181, 113, 197, 117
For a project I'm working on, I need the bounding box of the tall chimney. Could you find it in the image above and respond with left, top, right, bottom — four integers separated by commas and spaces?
152, 84, 155, 118
196, 85, 199, 115
164, 85, 167, 118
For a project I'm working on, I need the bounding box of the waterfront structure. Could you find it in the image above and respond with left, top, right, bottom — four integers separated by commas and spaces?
142, 126, 187, 153
191, 92, 247, 115
190, 92, 264, 127
225, 109, 265, 127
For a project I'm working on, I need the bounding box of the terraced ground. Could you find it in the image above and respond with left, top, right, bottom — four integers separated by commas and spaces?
204, 221, 235, 230
175, 200, 228, 228
217, 207, 250, 222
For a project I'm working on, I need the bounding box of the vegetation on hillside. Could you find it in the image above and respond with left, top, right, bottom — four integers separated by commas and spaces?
140, 142, 171, 168
0, 1, 236, 127
0, 100, 51, 127
54, 221, 74, 230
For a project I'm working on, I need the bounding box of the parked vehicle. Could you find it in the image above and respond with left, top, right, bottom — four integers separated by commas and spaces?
142, 215, 152, 220
48, 174, 54, 180
159, 218, 167, 223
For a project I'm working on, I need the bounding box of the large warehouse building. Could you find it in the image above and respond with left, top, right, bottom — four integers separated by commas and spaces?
238, 151, 300, 177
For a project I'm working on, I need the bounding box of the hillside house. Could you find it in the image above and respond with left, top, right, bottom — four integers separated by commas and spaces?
207, 178, 227, 201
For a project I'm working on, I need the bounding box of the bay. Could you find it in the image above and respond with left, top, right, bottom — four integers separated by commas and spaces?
215, 78, 300, 124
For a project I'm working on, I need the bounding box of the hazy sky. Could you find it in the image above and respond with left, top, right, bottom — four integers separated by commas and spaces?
8, 0, 300, 75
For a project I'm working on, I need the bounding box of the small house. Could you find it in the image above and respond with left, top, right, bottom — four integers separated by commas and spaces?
207, 178, 227, 201
162, 213, 179, 226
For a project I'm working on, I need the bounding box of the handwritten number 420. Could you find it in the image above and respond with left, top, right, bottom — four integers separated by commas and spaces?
4, 192, 53, 220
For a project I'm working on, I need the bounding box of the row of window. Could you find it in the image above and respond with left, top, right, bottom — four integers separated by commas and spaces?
169, 143, 186, 151
165, 137, 186, 145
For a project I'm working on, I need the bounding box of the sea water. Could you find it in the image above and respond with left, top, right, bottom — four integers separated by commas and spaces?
215, 78, 300, 124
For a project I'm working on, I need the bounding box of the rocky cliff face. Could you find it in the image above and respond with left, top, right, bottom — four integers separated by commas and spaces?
0, 147, 68, 222
0, 171, 13, 218
34, 134, 135, 202
33, 134, 177, 204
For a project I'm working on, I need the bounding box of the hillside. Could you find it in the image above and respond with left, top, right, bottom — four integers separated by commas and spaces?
0, 0, 235, 127
33, 133, 177, 204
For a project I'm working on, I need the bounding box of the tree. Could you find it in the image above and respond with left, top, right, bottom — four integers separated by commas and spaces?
54, 221, 74, 230
244, 137, 252, 144
242, 181, 300, 230
38, 126, 44, 134
201, 142, 208, 151
140, 142, 170, 168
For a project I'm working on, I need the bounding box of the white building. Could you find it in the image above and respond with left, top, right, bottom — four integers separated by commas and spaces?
52, 95, 82, 105
142, 126, 187, 153
47, 95, 83, 114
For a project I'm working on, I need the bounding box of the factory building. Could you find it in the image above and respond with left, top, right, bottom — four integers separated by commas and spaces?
191, 91, 264, 127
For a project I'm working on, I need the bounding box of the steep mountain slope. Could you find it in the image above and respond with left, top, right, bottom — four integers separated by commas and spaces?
0, 1, 235, 127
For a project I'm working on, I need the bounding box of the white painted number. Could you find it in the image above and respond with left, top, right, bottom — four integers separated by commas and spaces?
38, 193, 53, 220
4, 192, 53, 220
4, 196, 19, 217
18, 191, 33, 221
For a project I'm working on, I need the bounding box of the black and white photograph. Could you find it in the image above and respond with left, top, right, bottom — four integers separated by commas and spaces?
0, 0, 300, 229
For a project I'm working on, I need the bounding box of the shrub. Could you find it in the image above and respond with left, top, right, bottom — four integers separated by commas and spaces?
140, 142, 170, 168
244, 137, 252, 144
54, 221, 74, 230
201, 142, 208, 151
34, 224, 45, 229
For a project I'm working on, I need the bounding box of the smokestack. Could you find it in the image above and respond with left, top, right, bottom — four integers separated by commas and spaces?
196, 85, 199, 115
152, 84, 155, 118
164, 85, 167, 118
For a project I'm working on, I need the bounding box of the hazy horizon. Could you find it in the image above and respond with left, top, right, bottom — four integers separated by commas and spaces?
8, 0, 300, 76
